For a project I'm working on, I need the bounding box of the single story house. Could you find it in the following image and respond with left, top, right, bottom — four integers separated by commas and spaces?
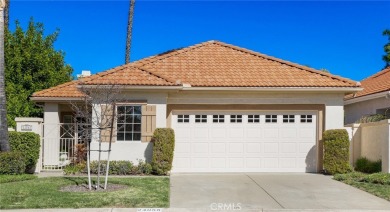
31, 40, 361, 173
344, 67, 390, 124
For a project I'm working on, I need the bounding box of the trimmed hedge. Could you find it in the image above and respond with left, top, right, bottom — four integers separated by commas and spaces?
9, 132, 40, 173
64, 160, 152, 175
355, 157, 381, 173
323, 129, 352, 175
0, 152, 26, 174
151, 128, 175, 175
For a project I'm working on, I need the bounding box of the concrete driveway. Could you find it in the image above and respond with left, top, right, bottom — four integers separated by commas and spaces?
170, 173, 390, 210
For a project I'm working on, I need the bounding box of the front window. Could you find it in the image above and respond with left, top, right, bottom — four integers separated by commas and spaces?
117, 106, 142, 141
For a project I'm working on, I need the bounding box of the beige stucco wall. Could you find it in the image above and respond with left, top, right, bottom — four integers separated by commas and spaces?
42, 90, 347, 166
90, 91, 168, 163
345, 97, 390, 124
346, 119, 390, 173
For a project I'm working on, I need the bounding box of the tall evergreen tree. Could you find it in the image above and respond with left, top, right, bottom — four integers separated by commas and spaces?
5, 19, 73, 127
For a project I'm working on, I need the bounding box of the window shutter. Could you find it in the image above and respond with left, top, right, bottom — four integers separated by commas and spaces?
141, 105, 156, 142
100, 104, 117, 143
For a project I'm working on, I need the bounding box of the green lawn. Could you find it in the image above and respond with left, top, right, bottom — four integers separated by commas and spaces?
0, 174, 38, 183
0, 176, 169, 209
334, 172, 390, 201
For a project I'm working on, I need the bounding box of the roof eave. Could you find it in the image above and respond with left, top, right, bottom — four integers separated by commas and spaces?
182, 87, 363, 93
344, 90, 390, 105
30, 97, 86, 102
31, 86, 363, 102
77, 85, 183, 90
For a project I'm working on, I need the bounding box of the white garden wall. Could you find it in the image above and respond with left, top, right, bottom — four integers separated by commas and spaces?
345, 119, 390, 173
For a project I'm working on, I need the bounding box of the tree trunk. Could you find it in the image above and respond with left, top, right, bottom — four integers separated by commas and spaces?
4, 0, 8, 29
0, 2, 10, 152
125, 0, 135, 64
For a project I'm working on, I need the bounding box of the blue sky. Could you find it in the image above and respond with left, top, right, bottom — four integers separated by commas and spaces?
9, 0, 390, 81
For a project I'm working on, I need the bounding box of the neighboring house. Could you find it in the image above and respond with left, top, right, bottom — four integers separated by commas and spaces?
31, 40, 361, 173
344, 67, 390, 124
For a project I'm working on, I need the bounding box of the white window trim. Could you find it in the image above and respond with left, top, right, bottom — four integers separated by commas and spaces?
116, 105, 142, 142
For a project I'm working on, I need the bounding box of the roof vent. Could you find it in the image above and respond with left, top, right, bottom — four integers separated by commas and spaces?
77, 70, 91, 79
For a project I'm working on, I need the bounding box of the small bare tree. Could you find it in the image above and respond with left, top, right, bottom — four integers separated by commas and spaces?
70, 83, 125, 190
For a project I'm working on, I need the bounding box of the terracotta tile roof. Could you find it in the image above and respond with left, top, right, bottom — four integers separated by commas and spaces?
82, 65, 174, 86
32, 40, 359, 98
31, 80, 84, 98
129, 40, 358, 87
32, 65, 175, 98
345, 67, 390, 100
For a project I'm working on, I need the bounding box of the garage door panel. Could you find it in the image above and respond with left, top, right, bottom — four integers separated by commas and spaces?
280, 158, 296, 168
263, 143, 279, 153
263, 158, 279, 168
211, 143, 226, 153
246, 143, 261, 153
192, 143, 209, 153
264, 128, 279, 138
229, 128, 244, 139
193, 158, 209, 168
246, 158, 261, 168
280, 143, 296, 153
299, 143, 315, 153
228, 143, 244, 153
175, 143, 191, 153
173, 158, 191, 169
175, 128, 191, 140
245, 128, 262, 139
211, 158, 226, 168
172, 111, 317, 173
210, 128, 227, 140
229, 158, 244, 168
281, 128, 297, 138
193, 127, 209, 139
299, 128, 316, 139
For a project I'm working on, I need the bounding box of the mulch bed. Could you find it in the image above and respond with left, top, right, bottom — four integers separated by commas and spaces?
60, 183, 128, 192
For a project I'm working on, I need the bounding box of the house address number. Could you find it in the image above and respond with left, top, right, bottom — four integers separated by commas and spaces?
21, 124, 33, 131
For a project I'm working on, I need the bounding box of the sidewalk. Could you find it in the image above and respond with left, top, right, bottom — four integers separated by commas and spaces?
2, 208, 390, 212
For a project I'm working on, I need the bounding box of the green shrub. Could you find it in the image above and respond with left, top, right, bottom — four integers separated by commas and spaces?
323, 129, 352, 175
78, 160, 152, 175
334, 172, 366, 182
0, 152, 26, 174
63, 162, 86, 175
151, 128, 175, 175
9, 132, 40, 173
362, 172, 390, 185
356, 114, 387, 123
134, 160, 153, 175
334, 172, 390, 185
355, 157, 381, 173
110, 161, 134, 175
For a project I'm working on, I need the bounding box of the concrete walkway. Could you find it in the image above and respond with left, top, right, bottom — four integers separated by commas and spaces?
170, 173, 390, 210
3, 209, 390, 212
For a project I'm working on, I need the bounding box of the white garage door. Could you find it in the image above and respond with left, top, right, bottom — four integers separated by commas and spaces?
171, 111, 317, 173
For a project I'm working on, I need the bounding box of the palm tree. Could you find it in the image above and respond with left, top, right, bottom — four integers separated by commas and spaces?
0, 0, 10, 152
4, 0, 8, 28
125, 0, 135, 64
